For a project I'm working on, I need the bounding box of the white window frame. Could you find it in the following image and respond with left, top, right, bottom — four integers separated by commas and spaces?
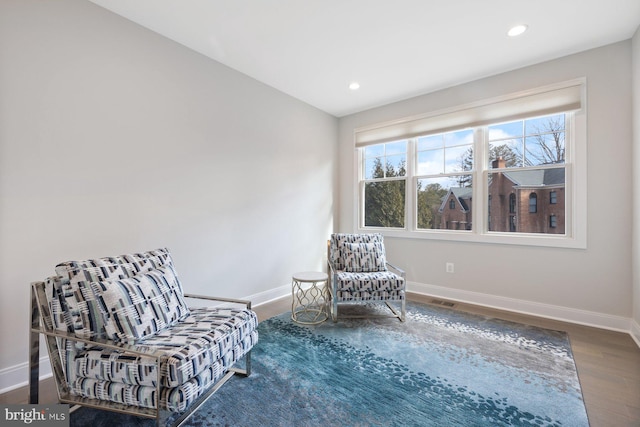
354, 79, 587, 249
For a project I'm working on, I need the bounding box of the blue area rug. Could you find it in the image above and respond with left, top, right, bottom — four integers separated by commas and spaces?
71, 301, 589, 426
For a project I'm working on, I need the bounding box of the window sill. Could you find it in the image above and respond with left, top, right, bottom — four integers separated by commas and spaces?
358, 227, 587, 249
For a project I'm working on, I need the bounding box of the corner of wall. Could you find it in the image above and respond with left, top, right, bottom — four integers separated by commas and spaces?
632, 319, 640, 349
633, 24, 640, 336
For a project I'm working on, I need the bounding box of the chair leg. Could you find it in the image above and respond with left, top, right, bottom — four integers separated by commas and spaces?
328, 271, 338, 322
384, 301, 405, 322
331, 290, 339, 323
245, 349, 251, 376
29, 287, 40, 404
229, 350, 251, 377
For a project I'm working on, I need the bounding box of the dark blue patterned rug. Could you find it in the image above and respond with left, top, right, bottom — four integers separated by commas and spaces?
71, 301, 589, 426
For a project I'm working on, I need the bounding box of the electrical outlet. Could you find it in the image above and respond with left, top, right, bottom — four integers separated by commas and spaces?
446, 262, 455, 273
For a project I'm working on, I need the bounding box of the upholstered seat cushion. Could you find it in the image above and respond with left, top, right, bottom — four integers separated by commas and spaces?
69, 307, 258, 412
70, 307, 258, 389
335, 271, 404, 292
72, 361, 226, 412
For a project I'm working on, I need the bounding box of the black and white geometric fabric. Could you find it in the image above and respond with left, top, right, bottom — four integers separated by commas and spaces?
341, 242, 388, 272
90, 263, 191, 343
329, 233, 405, 303
41, 248, 258, 412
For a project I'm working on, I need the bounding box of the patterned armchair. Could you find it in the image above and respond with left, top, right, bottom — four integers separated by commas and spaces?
327, 233, 405, 322
29, 248, 258, 426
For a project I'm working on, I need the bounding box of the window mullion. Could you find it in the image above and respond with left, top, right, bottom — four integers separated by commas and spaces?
472, 127, 485, 235
406, 138, 416, 231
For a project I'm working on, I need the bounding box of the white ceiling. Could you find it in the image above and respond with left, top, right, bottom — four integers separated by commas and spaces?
88, 0, 640, 117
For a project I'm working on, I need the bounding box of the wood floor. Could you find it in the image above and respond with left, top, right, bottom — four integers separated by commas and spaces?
3, 293, 639, 426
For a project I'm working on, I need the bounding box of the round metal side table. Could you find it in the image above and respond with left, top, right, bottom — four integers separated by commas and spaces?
291, 271, 329, 325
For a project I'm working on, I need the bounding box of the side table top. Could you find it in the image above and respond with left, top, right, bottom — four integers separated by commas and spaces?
292, 271, 329, 282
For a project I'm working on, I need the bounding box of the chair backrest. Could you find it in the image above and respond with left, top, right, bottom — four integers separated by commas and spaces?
49, 248, 174, 339
328, 233, 387, 272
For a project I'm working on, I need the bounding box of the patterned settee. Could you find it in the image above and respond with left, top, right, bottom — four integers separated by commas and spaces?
327, 233, 406, 321
29, 248, 258, 426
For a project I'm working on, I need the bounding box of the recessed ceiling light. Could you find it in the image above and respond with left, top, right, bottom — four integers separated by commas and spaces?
507, 24, 528, 37
349, 82, 360, 91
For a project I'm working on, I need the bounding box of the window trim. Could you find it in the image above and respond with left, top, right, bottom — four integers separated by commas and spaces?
354, 79, 587, 249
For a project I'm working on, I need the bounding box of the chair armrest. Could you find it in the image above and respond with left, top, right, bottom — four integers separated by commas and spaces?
386, 262, 406, 278
327, 260, 337, 275
30, 325, 168, 359
183, 294, 252, 310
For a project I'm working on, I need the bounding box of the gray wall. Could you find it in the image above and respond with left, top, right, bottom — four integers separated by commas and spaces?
0, 0, 337, 390
339, 42, 634, 328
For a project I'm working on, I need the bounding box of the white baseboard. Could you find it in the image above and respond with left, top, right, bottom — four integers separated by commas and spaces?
0, 355, 52, 395
631, 319, 640, 348
247, 284, 290, 307
407, 281, 633, 333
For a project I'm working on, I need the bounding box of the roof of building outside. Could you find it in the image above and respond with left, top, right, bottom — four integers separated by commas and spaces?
439, 187, 472, 212
503, 167, 565, 187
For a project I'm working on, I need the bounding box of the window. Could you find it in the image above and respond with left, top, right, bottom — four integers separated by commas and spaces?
415, 129, 473, 230
488, 114, 565, 233
362, 140, 407, 228
529, 193, 538, 213
355, 79, 586, 248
